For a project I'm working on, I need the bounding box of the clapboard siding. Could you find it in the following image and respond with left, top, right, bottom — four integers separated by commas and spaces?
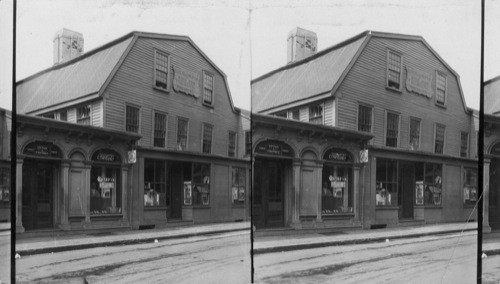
91, 100, 103, 127
324, 98, 335, 126
103, 37, 239, 156
336, 36, 472, 157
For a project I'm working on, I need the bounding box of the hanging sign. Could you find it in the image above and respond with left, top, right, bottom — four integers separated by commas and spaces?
405, 67, 432, 99
128, 150, 137, 164
255, 140, 294, 157
323, 148, 353, 162
23, 141, 61, 158
173, 67, 200, 98
360, 149, 369, 163
92, 149, 121, 163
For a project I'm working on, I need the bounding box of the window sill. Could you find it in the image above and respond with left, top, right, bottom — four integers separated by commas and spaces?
183, 205, 211, 209
90, 214, 123, 219
322, 213, 355, 218
375, 206, 399, 210
144, 206, 168, 211
202, 102, 214, 109
386, 86, 402, 93
435, 102, 447, 109
153, 86, 170, 94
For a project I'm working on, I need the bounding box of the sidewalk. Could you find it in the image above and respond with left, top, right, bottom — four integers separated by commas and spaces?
16, 222, 250, 256
483, 231, 500, 256
0, 222, 10, 232
253, 222, 478, 254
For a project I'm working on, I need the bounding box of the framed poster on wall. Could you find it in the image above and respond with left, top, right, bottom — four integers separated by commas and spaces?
415, 181, 424, 205
184, 182, 192, 205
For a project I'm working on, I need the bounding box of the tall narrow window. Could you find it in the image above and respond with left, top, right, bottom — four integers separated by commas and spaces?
153, 112, 167, 148
203, 72, 214, 105
291, 109, 300, 120
358, 104, 372, 132
385, 112, 399, 147
125, 105, 139, 133
77, 105, 91, 125
463, 168, 477, 205
245, 131, 251, 155
309, 104, 323, 124
232, 167, 246, 205
434, 123, 445, 154
59, 110, 67, 121
177, 118, 188, 150
436, 72, 447, 105
154, 50, 169, 90
409, 118, 421, 150
202, 123, 213, 154
460, 132, 469, 158
387, 50, 402, 90
228, 131, 236, 157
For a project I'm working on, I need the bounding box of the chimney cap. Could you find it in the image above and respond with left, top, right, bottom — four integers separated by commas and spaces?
53, 28, 83, 40
287, 27, 317, 39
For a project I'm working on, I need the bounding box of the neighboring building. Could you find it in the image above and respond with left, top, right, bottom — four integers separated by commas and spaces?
16, 29, 250, 233
0, 108, 11, 222
251, 29, 477, 230
483, 75, 500, 232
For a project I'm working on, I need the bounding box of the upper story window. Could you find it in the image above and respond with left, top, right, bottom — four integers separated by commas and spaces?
358, 104, 372, 132
41, 113, 55, 120
275, 112, 287, 118
291, 109, 300, 120
177, 118, 189, 151
434, 123, 445, 154
202, 123, 213, 154
153, 112, 167, 148
309, 104, 323, 124
436, 72, 447, 105
125, 105, 140, 133
409, 117, 421, 150
460, 132, 469, 158
385, 112, 399, 147
228, 131, 236, 157
154, 50, 170, 91
203, 71, 214, 105
387, 50, 403, 91
77, 105, 91, 125
59, 110, 67, 121
245, 131, 251, 156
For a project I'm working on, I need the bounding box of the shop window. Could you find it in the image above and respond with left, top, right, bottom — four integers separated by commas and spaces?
376, 159, 398, 206
463, 168, 477, 205
322, 165, 353, 214
126, 105, 140, 133
460, 132, 469, 158
154, 50, 169, 91
434, 123, 445, 154
385, 112, 399, 147
245, 131, 251, 155
423, 163, 442, 205
228, 131, 236, 157
184, 163, 210, 206
436, 72, 446, 105
309, 104, 323, 124
90, 166, 121, 215
77, 105, 91, 125
387, 50, 402, 90
409, 118, 421, 150
177, 117, 188, 150
232, 167, 246, 205
202, 123, 213, 154
153, 112, 167, 148
358, 104, 372, 132
0, 167, 10, 202
144, 159, 169, 207
203, 71, 214, 105
291, 109, 300, 120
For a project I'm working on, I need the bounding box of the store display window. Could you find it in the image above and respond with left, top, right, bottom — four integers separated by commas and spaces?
183, 163, 211, 206
90, 149, 122, 215
463, 168, 477, 205
321, 165, 353, 214
144, 159, 169, 207
423, 163, 442, 205
376, 158, 398, 206
232, 167, 246, 205
0, 167, 9, 202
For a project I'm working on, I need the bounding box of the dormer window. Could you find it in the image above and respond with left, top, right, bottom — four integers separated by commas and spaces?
154, 50, 170, 91
77, 105, 91, 125
309, 104, 323, 124
387, 50, 403, 91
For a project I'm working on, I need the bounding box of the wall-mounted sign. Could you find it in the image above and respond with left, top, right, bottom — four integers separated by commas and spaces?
360, 149, 368, 163
92, 149, 121, 163
173, 67, 200, 98
323, 148, 353, 162
255, 140, 294, 157
128, 150, 136, 164
23, 141, 61, 158
405, 67, 432, 99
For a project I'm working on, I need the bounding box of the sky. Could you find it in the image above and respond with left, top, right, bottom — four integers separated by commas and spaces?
0, 0, 13, 110
485, 0, 500, 82
3, 0, 491, 112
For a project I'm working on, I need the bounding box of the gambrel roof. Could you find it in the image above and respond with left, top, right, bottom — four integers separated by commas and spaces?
251, 31, 470, 114
17, 32, 238, 114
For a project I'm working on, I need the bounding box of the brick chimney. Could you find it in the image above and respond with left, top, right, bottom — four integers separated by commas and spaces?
287, 27, 317, 64
53, 28, 84, 65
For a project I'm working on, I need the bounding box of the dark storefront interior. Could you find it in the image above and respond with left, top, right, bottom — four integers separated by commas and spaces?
253, 158, 285, 228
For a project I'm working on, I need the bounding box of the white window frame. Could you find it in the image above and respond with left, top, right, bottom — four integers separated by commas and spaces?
152, 110, 168, 148
202, 71, 214, 106
125, 104, 141, 133
357, 103, 374, 133
435, 71, 447, 106
386, 49, 403, 91
153, 49, 170, 92
384, 111, 400, 148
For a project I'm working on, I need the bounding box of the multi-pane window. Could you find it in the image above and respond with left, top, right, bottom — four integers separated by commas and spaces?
358, 105, 372, 132
434, 123, 445, 154
153, 112, 167, 148
385, 112, 399, 147
291, 109, 300, 120
376, 159, 398, 206
191, 163, 211, 206
59, 111, 67, 121
203, 72, 214, 105
232, 167, 246, 205
409, 118, 421, 150
154, 50, 169, 90
463, 168, 477, 205
309, 104, 323, 124
424, 163, 442, 205
125, 105, 139, 133
177, 118, 188, 150
322, 165, 353, 213
387, 50, 402, 90
436, 72, 446, 105
202, 123, 213, 154
245, 131, 251, 155
228, 131, 236, 157
77, 105, 91, 125
144, 159, 168, 207
460, 132, 469, 158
